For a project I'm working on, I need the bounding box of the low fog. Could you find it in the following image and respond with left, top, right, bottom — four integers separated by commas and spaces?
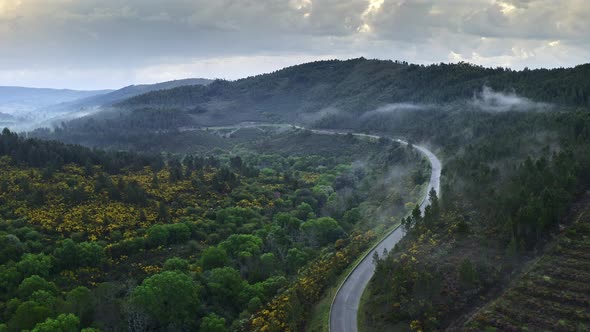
360, 103, 431, 120
470, 86, 552, 112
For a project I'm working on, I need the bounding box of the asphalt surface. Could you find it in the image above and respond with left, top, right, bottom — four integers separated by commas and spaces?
329, 135, 442, 332
196, 123, 442, 332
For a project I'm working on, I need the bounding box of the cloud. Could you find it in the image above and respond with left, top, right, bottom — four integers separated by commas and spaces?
0, 54, 338, 89
0, 0, 589, 89
469, 86, 551, 112
298, 107, 345, 124
361, 103, 429, 119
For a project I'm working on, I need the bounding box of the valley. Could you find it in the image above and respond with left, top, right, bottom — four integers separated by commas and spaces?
3, 1, 590, 330
1, 59, 590, 332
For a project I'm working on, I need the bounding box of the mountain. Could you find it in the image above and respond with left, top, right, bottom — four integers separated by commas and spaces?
3, 78, 212, 131
54, 78, 213, 111
17, 58, 590, 331
0, 112, 17, 128
116, 58, 590, 126
38, 58, 590, 151
35, 78, 213, 127
0, 86, 110, 114
0, 86, 111, 131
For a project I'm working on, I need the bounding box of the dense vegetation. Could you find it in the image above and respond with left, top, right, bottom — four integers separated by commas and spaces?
0, 128, 426, 331
13, 58, 590, 331
33, 58, 590, 153
31, 109, 217, 153
117, 58, 589, 125
360, 108, 590, 331
467, 196, 590, 331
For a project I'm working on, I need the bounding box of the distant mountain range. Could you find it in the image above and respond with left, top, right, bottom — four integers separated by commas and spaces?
0, 86, 111, 113
0, 78, 212, 131
46, 78, 213, 112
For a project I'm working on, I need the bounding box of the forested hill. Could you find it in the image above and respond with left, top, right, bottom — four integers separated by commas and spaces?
62, 78, 213, 108
117, 58, 590, 123
41, 78, 213, 113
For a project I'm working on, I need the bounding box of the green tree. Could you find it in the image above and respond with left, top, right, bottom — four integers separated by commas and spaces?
301, 217, 344, 247
0, 234, 25, 263
65, 286, 93, 325
7, 301, 52, 332
166, 223, 191, 244
216, 207, 259, 226
29, 290, 58, 311
459, 258, 478, 289
157, 202, 171, 222
31, 313, 79, 332
0, 265, 22, 294
200, 246, 229, 270
273, 212, 301, 236
53, 239, 79, 269
130, 271, 200, 327
78, 242, 104, 267
343, 207, 361, 225
412, 205, 422, 224
429, 188, 440, 218
258, 253, 279, 278
146, 224, 169, 248
163, 257, 189, 272
200, 313, 227, 332
17, 275, 59, 299
286, 248, 309, 274
423, 188, 440, 226
295, 202, 315, 220
204, 267, 245, 313
219, 234, 262, 260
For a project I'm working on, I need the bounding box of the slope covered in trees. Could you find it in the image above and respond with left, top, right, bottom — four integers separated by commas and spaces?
31, 58, 590, 157
11, 58, 590, 331
116, 58, 590, 126
359, 106, 590, 330
44, 78, 212, 113
466, 195, 590, 331
0, 128, 427, 331
35, 58, 590, 152
31, 108, 213, 153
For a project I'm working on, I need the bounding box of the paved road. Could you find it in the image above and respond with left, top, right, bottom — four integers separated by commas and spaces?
196, 123, 442, 332
329, 135, 442, 332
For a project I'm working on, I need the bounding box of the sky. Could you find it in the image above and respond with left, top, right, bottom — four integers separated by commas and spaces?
0, 0, 589, 90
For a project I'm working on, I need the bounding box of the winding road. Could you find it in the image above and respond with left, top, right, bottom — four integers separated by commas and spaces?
328, 135, 441, 332
199, 123, 442, 331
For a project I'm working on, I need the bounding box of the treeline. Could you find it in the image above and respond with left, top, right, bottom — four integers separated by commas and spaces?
28, 109, 220, 153
1, 128, 162, 173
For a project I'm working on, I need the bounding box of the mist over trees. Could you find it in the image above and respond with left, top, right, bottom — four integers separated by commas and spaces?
2, 56, 590, 331
28, 58, 590, 156
361, 107, 590, 330
119, 58, 590, 120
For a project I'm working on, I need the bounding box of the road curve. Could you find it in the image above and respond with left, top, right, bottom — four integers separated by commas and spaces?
329, 134, 442, 332
198, 123, 441, 331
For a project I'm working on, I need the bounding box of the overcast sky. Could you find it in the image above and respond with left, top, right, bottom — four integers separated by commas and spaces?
1, 0, 588, 90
